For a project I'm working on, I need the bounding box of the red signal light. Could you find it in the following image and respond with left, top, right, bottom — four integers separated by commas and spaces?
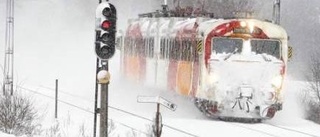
101, 20, 111, 30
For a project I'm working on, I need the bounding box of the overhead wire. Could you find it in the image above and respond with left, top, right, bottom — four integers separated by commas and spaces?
17, 85, 197, 137
35, 85, 198, 136
39, 85, 93, 102
16, 86, 150, 136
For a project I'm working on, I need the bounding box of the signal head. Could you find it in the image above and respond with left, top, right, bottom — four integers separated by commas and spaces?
95, 1, 117, 60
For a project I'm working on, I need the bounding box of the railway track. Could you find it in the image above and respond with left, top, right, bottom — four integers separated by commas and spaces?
228, 122, 320, 137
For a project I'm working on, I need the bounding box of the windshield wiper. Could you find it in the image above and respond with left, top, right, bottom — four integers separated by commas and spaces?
261, 54, 271, 62
224, 48, 239, 61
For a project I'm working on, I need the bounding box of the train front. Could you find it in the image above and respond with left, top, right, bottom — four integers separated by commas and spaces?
196, 19, 288, 120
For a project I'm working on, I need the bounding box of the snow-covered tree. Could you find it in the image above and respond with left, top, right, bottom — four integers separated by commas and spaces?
303, 50, 320, 124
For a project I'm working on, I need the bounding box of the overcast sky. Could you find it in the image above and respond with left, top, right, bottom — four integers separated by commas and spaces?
0, 0, 319, 99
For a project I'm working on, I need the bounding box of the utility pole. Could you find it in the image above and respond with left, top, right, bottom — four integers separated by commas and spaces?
3, 0, 15, 95
272, 0, 281, 25
94, 1, 117, 137
55, 79, 58, 119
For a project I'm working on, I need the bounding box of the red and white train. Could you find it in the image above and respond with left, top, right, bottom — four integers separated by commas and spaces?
118, 14, 290, 120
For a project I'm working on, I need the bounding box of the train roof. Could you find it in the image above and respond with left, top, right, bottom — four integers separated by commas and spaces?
125, 17, 288, 40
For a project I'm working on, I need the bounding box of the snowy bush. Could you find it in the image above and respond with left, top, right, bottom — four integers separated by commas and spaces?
0, 92, 41, 136
302, 51, 320, 124
43, 117, 92, 137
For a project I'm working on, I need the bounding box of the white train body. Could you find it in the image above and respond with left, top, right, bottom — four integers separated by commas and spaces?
119, 17, 289, 119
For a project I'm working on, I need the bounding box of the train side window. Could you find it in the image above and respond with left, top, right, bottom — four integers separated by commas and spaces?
143, 38, 147, 57
186, 39, 192, 61
160, 38, 165, 59
149, 38, 154, 58
137, 38, 144, 57
178, 39, 182, 60
175, 38, 180, 60
147, 38, 151, 58
186, 39, 191, 61
169, 38, 174, 60
180, 38, 191, 61
128, 37, 133, 56
181, 39, 186, 61
132, 38, 136, 56
123, 37, 128, 54
193, 39, 198, 61
165, 38, 169, 59
144, 38, 149, 57
189, 39, 194, 61
173, 38, 176, 59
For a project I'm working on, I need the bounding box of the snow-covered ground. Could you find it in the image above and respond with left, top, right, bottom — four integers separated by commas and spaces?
2, 52, 318, 137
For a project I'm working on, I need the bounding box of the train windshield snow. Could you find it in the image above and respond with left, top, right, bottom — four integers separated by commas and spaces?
251, 39, 281, 59
212, 38, 281, 61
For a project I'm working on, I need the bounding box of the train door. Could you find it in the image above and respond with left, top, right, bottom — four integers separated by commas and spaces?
176, 38, 194, 95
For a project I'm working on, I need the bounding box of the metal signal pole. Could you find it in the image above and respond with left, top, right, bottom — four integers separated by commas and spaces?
93, 58, 99, 137
99, 61, 109, 137
3, 0, 15, 95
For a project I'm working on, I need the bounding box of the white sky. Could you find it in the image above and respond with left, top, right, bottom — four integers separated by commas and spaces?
0, 0, 318, 99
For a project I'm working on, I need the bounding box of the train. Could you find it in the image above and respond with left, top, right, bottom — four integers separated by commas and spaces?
117, 1, 290, 121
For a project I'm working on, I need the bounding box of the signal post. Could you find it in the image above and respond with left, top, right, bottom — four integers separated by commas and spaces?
94, 1, 117, 137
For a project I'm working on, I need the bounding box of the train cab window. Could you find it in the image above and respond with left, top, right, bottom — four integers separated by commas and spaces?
212, 38, 243, 54
251, 39, 281, 59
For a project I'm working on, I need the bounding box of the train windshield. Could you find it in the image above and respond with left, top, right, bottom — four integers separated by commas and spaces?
251, 39, 281, 59
212, 38, 243, 54
212, 38, 281, 61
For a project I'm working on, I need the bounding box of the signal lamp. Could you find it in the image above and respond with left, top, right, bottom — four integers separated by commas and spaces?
271, 75, 283, 89
102, 7, 111, 17
101, 33, 111, 44
101, 20, 111, 30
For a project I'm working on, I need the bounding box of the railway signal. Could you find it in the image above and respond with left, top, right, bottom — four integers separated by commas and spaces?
95, 1, 117, 60
93, 1, 117, 137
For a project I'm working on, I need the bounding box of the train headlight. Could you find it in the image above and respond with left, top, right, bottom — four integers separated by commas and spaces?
208, 73, 219, 84
271, 75, 283, 89
240, 21, 247, 27
248, 21, 255, 33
